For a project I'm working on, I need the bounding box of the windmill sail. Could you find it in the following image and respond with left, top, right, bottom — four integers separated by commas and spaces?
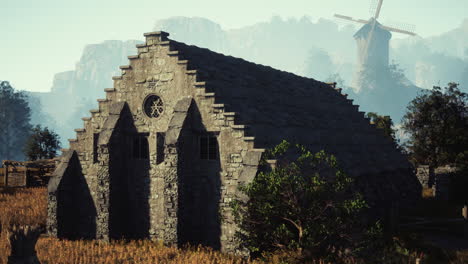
333, 0, 417, 89
335, 0, 416, 37
334, 14, 369, 24
382, 21, 416, 36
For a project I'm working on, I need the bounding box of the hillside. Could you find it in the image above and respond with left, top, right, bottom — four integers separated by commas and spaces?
30, 16, 467, 145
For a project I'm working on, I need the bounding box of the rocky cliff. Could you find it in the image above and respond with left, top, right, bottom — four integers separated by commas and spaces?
34, 16, 467, 145
154, 16, 358, 79
32, 40, 142, 144
391, 19, 468, 90
50, 40, 142, 98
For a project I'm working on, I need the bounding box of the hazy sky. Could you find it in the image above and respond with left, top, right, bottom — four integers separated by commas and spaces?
2, 0, 467, 92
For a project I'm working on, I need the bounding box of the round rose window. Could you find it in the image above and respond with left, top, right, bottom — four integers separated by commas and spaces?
144, 95, 164, 118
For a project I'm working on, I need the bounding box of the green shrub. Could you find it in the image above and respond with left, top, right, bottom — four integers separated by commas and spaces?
231, 140, 373, 261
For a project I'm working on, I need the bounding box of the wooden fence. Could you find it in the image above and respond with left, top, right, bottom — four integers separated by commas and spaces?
0, 159, 56, 188
0, 167, 4, 187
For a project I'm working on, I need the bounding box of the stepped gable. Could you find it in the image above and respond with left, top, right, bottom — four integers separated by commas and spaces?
48, 31, 421, 251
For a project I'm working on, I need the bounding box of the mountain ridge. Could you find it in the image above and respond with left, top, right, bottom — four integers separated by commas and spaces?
31, 16, 467, 145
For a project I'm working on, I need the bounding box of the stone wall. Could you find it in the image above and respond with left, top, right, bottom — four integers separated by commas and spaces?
48, 30, 421, 253
416, 165, 430, 187
49, 31, 265, 252
47, 151, 96, 239
416, 165, 458, 200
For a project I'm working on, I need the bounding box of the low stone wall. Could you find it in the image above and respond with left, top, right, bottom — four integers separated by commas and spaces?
416, 165, 458, 200
416, 165, 430, 187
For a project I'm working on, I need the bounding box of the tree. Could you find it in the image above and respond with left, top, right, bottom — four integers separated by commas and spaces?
25, 92, 57, 128
366, 112, 396, 142
23, 125, 61, 161
358, 62, 405, 91
402, 83, 468, 186
353, 61, 420, 122
0, 81, 32, 161
231, 140, 369, 260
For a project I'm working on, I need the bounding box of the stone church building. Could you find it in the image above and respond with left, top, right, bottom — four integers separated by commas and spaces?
47, 31, 421, 252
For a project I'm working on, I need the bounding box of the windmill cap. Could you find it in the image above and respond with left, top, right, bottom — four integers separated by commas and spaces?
353, 19, 392, 40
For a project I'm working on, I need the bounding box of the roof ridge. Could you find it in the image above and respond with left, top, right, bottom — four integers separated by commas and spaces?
169, 39, 323, 83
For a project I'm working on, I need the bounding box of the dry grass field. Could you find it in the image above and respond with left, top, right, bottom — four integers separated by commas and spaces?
1, 187, 467, 264
0, 187, 47, 264
35, 239, 251, 264
422, 187, 434, 199
0, 187, 46, 227
0, 187, 333, 264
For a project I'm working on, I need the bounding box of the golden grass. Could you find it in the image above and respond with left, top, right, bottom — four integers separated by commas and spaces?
0, 187, 329, 264
35, 239, 254, 264
38, 238, 330, 264
0, 187, 47, 227
422, 187, 435, 198
0, 187, 47, 264
1, 187, 466, 264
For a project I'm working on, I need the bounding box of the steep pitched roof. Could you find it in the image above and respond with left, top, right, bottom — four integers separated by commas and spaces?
61, 31, 420, 205
168, 38, 409, 177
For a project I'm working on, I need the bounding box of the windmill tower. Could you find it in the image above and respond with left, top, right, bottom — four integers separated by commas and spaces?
335, 0, 416, 89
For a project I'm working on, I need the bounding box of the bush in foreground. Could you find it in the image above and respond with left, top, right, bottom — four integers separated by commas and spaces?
231, 141, 371, 261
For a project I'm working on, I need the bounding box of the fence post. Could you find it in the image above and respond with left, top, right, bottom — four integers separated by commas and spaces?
463, 204, 468, 237
5, 164, 8, 187
24, 167, 28, 187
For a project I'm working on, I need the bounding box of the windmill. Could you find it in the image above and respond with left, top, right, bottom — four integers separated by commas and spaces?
334, 0, 416, 89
